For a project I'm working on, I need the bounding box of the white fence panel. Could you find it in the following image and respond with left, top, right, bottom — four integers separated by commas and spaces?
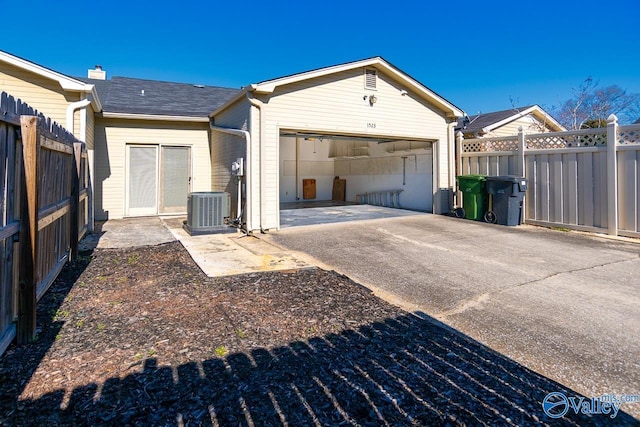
617, 126, 640, 235
457, 117, 640, 238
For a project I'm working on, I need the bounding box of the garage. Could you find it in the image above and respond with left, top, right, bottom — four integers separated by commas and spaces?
210, 57, 462, 234
278, 132, 433, 212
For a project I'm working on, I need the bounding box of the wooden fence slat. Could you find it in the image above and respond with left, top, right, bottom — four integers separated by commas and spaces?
70, 143, 82, 260
17, 116, 39, 344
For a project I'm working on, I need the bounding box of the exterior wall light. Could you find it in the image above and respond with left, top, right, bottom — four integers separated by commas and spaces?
369, 94, 377, 106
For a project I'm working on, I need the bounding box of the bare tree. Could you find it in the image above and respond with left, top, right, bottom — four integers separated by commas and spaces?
554, 78, 640, 129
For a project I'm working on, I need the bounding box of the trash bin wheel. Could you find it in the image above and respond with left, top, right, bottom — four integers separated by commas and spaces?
484, 210, 497, 224
453, 207, 465, 218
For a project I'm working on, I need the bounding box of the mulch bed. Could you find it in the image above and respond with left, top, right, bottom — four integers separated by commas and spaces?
0, 241, 634, 426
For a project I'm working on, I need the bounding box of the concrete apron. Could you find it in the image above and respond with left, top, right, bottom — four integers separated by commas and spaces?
81, 217, 310, 277
161, 217, 310, 277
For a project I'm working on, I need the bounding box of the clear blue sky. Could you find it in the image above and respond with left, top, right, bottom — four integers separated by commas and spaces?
3, 0, 639, 117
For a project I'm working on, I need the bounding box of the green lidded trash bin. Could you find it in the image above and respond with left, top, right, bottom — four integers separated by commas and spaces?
457, 175, 487, 221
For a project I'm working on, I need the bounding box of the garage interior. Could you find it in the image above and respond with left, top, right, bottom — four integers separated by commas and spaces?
279, 130, 435, 215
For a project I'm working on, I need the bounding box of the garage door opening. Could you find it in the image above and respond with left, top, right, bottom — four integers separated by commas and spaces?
279, 130, 434, 217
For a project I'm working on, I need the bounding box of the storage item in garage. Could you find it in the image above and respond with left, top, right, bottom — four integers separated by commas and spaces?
332, 176, 346, 201
302, 179, 316, 199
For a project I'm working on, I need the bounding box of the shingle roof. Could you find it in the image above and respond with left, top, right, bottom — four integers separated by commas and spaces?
77, 76, 240, 117
456, 105, 536, 134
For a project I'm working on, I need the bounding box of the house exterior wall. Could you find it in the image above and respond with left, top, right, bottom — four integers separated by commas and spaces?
210, 101, 251, 222
241, 67, 451, 230
84, 105, 95, 149
0, 61, 79, 127
485, 115, 553, 137
93, 118, 211, 220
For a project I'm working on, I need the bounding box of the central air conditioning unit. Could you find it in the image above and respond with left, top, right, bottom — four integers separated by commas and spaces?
184, 192, 231, 235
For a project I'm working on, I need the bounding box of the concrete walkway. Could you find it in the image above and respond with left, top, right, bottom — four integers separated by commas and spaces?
80, 217, 310, 277
262, 214, 640, 417
161, 217, 309, 276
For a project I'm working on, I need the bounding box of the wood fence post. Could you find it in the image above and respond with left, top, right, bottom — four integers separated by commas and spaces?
70, 143, 82, 261
606, 114, 619, 236
17, 116, 39, 344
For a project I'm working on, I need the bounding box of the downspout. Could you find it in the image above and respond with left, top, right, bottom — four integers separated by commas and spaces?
66, 97, 93, 231
66, 98, 92, 140
296, 137, 300, 200
209, 124, 252, 233
246, 89, 267, 232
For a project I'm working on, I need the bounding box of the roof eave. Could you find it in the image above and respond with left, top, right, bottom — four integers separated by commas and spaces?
88, 85, 102, 112
249, 57, 463, 119
209, 88, 248, 118
0, 50, 93, 92
483, 105, 566, 133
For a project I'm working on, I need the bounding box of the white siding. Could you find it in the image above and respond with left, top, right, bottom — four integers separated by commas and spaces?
84, 105, 95, 148
94, 118, 211, 219
211, 101, 254, 225
210, 130, 246, 220
214, 99, 250, 130
0, 61, 78, 128
256, 67, 450, 229
486, 115, 553, 137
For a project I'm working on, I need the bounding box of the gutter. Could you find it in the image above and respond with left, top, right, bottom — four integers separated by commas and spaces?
209, 124, 252, 233
101, 112, 209, 122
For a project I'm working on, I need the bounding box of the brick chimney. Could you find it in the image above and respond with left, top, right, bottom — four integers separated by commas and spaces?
88, 65, 106, 80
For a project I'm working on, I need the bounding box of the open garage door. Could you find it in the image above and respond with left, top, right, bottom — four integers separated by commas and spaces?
279, 131, 434, 215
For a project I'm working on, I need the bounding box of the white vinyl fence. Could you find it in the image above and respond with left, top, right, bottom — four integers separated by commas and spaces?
457, 115, 640, 238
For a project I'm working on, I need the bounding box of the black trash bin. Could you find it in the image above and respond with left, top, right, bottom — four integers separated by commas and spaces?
485, 176, 528, 226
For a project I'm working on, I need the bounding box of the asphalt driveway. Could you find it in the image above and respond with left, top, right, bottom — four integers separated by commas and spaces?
263, 213, 640, 417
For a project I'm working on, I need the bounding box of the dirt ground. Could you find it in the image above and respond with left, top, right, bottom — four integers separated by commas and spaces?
0, 241, 636, 426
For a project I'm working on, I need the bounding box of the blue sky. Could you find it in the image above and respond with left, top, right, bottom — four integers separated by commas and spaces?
3, 0, 639, 118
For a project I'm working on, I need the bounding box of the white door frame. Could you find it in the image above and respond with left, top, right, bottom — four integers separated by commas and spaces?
125, 144, 192, 216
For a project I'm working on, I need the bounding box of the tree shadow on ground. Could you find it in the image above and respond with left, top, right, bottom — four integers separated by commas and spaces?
2, 311, 636, 426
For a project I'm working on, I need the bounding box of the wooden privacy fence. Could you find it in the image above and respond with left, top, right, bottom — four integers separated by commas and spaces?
457, 115, 640, 238
0, 92, 89, 356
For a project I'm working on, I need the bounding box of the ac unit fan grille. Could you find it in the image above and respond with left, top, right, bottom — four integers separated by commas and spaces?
185, 192, 231, 234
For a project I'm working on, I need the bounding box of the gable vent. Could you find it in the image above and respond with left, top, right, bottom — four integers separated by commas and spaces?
365, 68, 377, 90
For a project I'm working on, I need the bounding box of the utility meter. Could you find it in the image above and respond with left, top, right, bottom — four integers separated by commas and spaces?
231, 158, 244, 176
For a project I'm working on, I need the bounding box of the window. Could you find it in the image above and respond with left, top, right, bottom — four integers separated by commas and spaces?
364, 68, 377, 90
